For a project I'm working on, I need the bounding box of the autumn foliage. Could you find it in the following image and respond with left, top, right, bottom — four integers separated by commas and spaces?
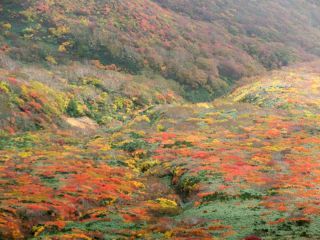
1, 0, 320, 239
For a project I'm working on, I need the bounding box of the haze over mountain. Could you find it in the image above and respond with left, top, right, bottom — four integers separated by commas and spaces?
1, 0, 320, 100
1, 1, 320, 239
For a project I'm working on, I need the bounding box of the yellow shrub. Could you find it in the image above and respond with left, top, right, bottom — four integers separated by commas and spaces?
45, 55, 57, 65
148, 198, 180, 215
58, 41, 72, 52
49, 25, 70, 37
80, 17, 90, 26
2, 23, 11, 30
0, 82, 10, 93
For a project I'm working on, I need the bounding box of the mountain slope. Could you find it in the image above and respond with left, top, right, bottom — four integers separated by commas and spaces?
154, 0, 320, 59
1, 1, 320, 239
1, 0, 320, 100
1, 62, 320, 239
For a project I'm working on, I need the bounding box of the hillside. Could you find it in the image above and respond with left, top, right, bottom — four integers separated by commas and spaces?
1, 62, 320, 239
1, 0, 320, 100
1, 1, 320, 239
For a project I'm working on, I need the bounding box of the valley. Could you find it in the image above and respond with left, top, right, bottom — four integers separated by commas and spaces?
1, 62, 320, 239
1, 1, 320, 239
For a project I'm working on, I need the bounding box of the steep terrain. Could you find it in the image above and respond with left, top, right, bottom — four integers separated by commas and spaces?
1, 1, 320, 239
2, 0, 320, 100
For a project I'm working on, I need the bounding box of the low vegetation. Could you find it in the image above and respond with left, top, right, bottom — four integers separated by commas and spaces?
1, 1, 320, 239
1, 60, 320, 239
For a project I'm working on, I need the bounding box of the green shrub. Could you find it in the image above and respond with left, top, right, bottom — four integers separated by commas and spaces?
176, 175, 200, 196
118, 139, 148, 153
183, 87, 215, 102
66, 98, 84, 117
